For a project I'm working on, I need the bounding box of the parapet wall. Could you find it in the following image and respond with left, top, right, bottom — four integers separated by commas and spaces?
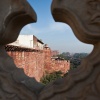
50, 60, 70, 73
6, 45, 70, 82
7, 51, 44, 82
43, 46, 70, 74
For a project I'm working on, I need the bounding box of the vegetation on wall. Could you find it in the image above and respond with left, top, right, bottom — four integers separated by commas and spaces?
41, 52, 88, 85
40, 71, 63, 85
57, 52, 88, 69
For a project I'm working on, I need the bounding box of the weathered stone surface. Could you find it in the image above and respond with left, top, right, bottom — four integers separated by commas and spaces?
6, 45, 70, 82
38, 0, 100, 100
7, 50, 45, 82
0, 0, 37, 45
0, 0, 44, 99
0, 0, 100, 100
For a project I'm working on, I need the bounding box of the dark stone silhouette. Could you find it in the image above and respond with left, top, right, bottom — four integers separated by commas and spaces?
39, 0, 100, 100
0, 0, 100, 100
0, 0, 44, 100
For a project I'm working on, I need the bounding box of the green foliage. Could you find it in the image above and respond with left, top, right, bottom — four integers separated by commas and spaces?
40, 71, 63, 85
42, 52, 88, 85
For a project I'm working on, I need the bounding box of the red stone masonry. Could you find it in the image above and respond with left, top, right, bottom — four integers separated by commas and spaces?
6, 45, 70, 82
43, 46, 70, 74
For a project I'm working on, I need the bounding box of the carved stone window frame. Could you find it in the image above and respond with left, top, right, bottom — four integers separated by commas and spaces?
0, 0, 100, 100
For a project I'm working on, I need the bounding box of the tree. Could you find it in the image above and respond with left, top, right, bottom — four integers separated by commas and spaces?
40, 71, 63, 85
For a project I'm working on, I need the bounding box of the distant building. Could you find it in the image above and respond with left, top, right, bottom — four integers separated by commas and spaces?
51, 50, 59, 56
9, 35, 44, 50
33, 35, 44, 50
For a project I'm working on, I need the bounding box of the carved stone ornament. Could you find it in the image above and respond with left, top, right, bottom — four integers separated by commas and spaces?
0, 0, 100, 100
0, 0, 44, 100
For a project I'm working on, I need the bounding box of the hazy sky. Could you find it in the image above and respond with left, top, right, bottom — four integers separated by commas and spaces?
21, 0, 93, 53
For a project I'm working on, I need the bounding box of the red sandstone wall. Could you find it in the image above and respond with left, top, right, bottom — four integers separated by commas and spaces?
7, 51, 44, 82
51, 60, 70, 73
7, 46, 70, 82
43, 47, 52, 73
43, 47, 70, 74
